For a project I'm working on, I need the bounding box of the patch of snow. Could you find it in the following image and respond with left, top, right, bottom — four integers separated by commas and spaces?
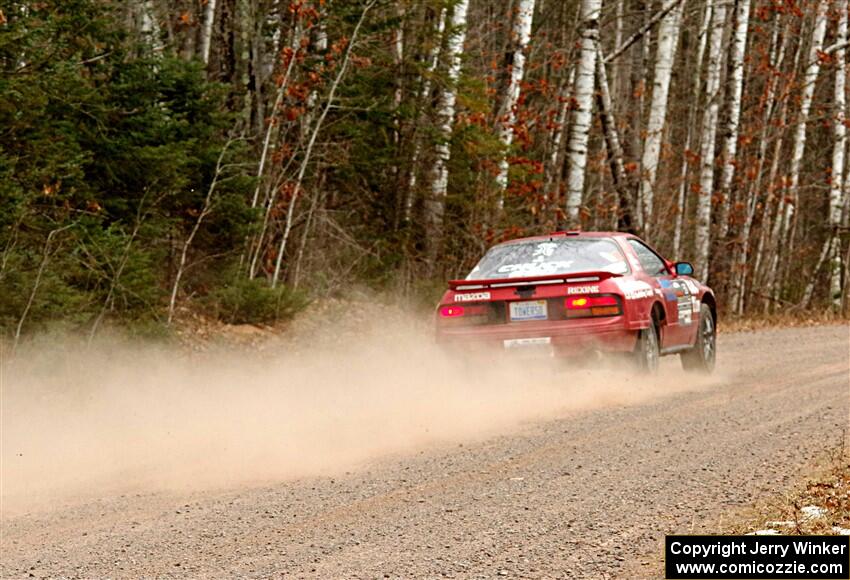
801, 505, 828, 520
747, 529, 780, 536
832, 526, 850, 536
766, 521, 795, 527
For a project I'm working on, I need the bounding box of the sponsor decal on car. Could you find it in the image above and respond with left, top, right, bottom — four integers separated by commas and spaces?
454, 291, 491, 302
618, 280, 654, 300
677, 300, 693, 325
567, 285, 599, 295
659, 279, 695, 325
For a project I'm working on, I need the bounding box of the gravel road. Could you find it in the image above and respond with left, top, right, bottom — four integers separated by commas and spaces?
2, 325, 848, 579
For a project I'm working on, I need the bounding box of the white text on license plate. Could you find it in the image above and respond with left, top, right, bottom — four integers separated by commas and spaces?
503, 337, 552, 349
509, 300, 548, 321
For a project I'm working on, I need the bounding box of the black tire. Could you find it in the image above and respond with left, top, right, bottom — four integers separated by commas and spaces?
680, 303, 716, 374
633, 316, 660, 374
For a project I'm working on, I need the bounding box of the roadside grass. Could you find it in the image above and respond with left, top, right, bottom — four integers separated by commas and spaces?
633, 449, 850, 578
719, 311, 848, 333
728, 449, 850, 537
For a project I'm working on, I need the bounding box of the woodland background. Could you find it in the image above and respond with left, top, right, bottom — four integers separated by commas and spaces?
1, 0, 848, 339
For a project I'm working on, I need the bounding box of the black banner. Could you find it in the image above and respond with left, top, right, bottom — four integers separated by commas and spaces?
665, 535, 850, 579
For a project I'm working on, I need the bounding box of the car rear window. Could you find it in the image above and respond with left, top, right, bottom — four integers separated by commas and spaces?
466, 238, 629, 280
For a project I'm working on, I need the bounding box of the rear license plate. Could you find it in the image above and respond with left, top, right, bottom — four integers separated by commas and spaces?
503, 337, 552, 349
509, 300, 548, 321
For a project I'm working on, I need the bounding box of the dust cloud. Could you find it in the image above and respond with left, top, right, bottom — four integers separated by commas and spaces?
1, 317, 720, 512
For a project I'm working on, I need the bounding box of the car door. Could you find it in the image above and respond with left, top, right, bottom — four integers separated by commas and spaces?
626, 239, 694, 348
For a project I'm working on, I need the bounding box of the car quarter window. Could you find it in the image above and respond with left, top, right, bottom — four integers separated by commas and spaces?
627, 239, 668, 276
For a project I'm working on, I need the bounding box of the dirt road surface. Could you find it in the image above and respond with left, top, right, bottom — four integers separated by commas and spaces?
2, 325, 848, 578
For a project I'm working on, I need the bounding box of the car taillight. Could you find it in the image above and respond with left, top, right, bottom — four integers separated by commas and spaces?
438, 304, 489, 320
564, 294, 621, 318
439, 305, 465, 317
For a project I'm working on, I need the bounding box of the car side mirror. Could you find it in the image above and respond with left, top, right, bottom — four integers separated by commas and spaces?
674, 261, 694, 276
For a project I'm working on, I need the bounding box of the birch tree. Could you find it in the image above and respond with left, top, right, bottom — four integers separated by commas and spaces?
564, 0, 602, 228
673, 0, 712, 258
716, 0, 751, 240
271, 0, 376, 287
828, 1, 848, 310
424, 0, 469, 267
543, 65, 575, 208
694, 0, 727, 280
200, 0, 218, 65
638, 0, 684, 234
765, 0, 828, 300
803, 0, 847, 309
596, 46, 635, 230
730, 13, 788, 314
494, 0, 536, 209
405, 7, 447, 223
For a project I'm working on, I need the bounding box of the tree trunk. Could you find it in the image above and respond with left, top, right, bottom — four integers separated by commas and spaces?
13, 226, 71, 351
716, 0, 751, 240
210, 0, 238, 91
804, 0, 846, 310
424, 0, 470, 269
766, 0, 828, 303
830, 0, 848, 310
730, 12, 786, 314
271, 1, 376, 287
596, 45, 635, 231
694, 0, 727, 281
755, 19, 804, 311
604, 0, 686, 65
494, 0, 537, 209
543, 65, 575, 212
200, 0, 218, 64
673, 0, 712, 259
246, 18, 303, 278
168, 139, 235, 324
638, 0, 684, 235
405, 7, 447, 223
564, 0, 602, 228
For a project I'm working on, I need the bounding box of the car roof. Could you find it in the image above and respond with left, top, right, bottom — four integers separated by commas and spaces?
492, 231, 634, 247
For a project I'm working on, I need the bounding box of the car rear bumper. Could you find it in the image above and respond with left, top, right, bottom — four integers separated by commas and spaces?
435, 315, 638, 356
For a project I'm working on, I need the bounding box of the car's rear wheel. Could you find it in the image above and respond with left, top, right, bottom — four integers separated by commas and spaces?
680, 303, 716, 374
633, 317, 660, 374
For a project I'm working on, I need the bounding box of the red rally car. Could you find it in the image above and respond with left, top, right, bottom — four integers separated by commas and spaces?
435, 231, 717, 373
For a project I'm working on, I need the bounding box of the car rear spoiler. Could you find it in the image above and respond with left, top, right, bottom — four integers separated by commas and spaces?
448, 270, 623, 291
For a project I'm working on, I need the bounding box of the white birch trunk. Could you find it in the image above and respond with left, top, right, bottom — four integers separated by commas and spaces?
405, 7, 446, 222
757, 23, 804, 309
201, 0, 218, 65
140, 0, 163, 52
425, 0, 469, 265
543, 66, 575, 207
168, 140, 234, 323
639, 0, 684, 235
673, 0, 712, 258
731, 13, 786, 314
246, 22, 303, 278
716, 0, 751, 240
830, 0, 848, 309
612, 0, 624, 94
804, 0, 847, 309
753, 95, 791, 310
596, 46, 633, 227
766, 0, 828, 299
494, 0, 536, 208
271, 1, 376, 287
564, 0, 602, 228
302, 19, 329, 138
694, 0, 727, 280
